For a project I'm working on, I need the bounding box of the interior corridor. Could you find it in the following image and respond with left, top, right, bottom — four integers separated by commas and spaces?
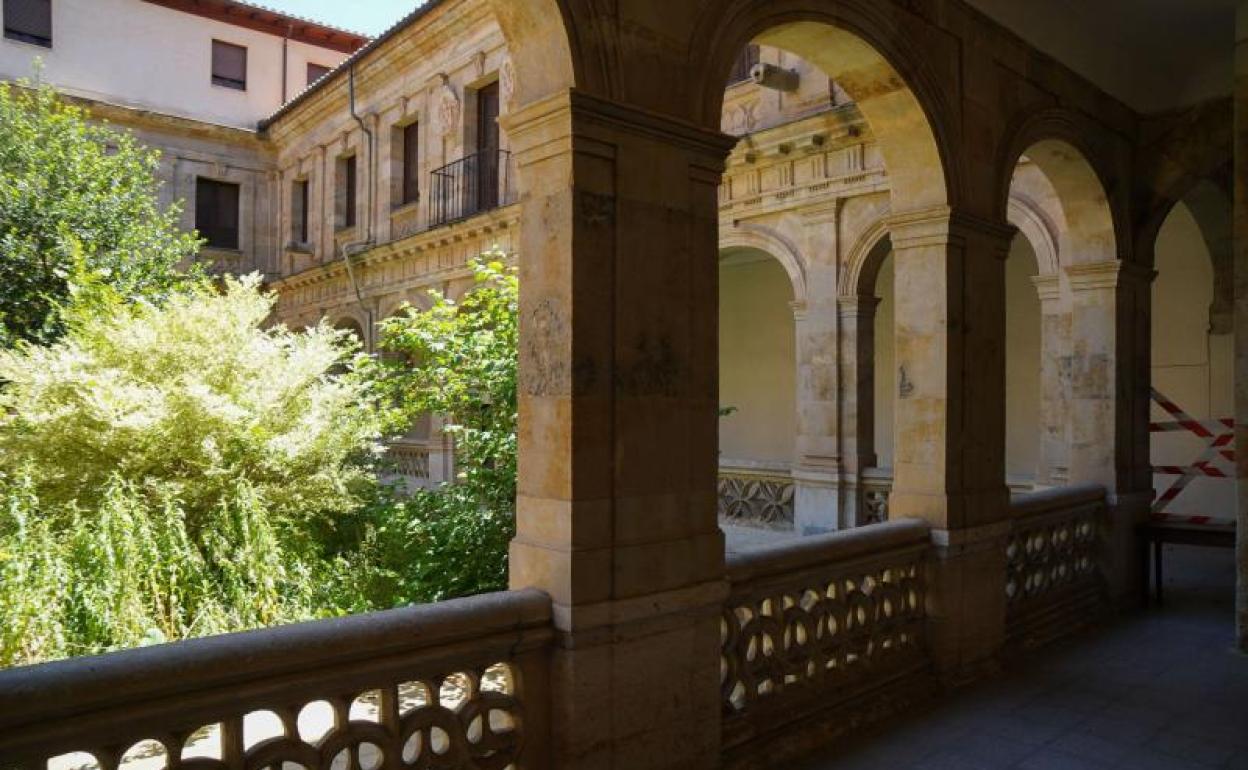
795, 546, 1246, 770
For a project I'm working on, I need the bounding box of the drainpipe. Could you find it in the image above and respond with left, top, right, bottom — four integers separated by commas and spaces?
281, 23, 292, 103
342, 63, 377, 348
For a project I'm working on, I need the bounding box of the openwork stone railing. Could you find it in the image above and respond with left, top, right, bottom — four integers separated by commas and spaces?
0, 590, 552, 770
389, 441, 432, 481
717, 464, 795, 527
1005, 484, 1107, 647
721, 519, 932, 764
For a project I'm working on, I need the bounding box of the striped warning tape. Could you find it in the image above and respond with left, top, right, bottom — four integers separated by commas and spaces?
1150, 387, 1235, 513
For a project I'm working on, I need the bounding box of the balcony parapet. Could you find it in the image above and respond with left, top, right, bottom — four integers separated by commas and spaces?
721, 518, 933, 766
0, 589, 553, 769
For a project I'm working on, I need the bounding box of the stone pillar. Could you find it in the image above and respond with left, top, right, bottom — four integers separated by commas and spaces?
793, 244, 843, 534
1234, 0, 1248, 652
1065, 260, 1155, 605
505, 90, 732, 769
836, 295, 880, 527
888, 208, 1014, 676
1032, 274, 1071, 487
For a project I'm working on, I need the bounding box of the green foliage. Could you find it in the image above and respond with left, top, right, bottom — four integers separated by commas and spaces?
0, 277, 392, 666
365, 253, 519, 604
0, 79, 202, 348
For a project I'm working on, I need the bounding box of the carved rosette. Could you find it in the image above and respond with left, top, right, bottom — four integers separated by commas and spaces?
717, 472, 795, 527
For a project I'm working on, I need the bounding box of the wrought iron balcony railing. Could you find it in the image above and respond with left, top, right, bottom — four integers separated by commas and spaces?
429, 150, 515, 228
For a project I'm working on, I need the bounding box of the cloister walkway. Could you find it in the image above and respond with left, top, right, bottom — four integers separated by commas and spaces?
793, 545, 1247, 770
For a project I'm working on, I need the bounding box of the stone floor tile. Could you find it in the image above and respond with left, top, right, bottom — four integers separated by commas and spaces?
1018, 749, 1113, 770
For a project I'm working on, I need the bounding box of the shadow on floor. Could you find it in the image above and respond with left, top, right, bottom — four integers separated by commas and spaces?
797, 545, 1248, 770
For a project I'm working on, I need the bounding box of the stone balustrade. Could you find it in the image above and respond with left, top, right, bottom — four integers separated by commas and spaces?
717, 463, 796, 528
1005, 483, 1108, 648
389, 441, 433, 482
0, 590, 552, 770
721, 518, 933, 767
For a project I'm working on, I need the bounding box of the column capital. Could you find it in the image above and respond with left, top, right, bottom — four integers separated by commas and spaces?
836, 293, 882, 320
887, 206, 1017, 252
790, 300, 809, 321
1030, 273, 1062, 303
1065, 260, 1156, 291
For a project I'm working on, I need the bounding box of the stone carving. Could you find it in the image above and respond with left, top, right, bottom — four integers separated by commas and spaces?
390, 443, 430, 480
500, 58, 517, 108
862, 488, 890, 525
721, 550, 927, 716
434, 77, 461, 138
717, 472, 795, 527
1005, 509, 1100, 608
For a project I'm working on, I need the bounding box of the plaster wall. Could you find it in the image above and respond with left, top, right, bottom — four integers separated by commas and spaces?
1152, 201, 1235, 519
0, 0, 349, 128
719, 254, 797, 466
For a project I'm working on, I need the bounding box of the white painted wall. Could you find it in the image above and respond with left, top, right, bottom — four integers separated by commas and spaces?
719, 253, 797, 466
1151, 201, 1235, 520
0, 0, 349, 127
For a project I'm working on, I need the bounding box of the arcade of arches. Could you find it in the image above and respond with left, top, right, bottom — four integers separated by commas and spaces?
6, 2, 1247, 769
487, 0, 1248, 767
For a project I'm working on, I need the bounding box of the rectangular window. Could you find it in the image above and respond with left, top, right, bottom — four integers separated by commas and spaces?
401, 121, 420, 205
196, 178, 240, 250
4, 0, 52, 47
307, 63, 331, 87
340, 155, 357, 230
211, 40, 247, 90
292, 179, 309, 245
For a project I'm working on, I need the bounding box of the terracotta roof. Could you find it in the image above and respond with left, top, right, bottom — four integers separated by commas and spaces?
141, 0, 370, 53
259, 0, 445, 130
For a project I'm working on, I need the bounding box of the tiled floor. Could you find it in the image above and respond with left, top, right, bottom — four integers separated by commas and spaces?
797, 545, 1248, 770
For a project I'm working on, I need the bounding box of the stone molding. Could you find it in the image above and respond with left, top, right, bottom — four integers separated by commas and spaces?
836, 294, 882, 319
886, 206, 1017, 254
1030, 274, 1062, 303
1064, 260, 1157, 291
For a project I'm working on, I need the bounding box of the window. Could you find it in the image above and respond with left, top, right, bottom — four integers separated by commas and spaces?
4, 0, 52, 47
401, 122, 420, 205
292, 179, 310, 245
338, 155, 357, 230
196, 178, 240, 250
211, 40, 247, 90
307, 63, 331, 87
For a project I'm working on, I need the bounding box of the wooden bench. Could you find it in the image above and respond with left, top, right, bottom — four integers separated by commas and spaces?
1139, 514, 1237, 605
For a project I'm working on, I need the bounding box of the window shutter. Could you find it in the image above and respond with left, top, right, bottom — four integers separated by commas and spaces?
343, 157, 357, 229
196, 178, 240, 250
4, 0, 52, 46
402, 122, 420, 204
212, 40, 247, 90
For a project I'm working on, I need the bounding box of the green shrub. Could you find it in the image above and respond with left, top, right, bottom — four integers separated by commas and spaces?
0, 79, 201, 348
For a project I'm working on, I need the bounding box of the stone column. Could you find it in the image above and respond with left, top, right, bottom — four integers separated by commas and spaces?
793, 234, 843, 534
1032, 274, 1071, 487
505, 90, 732, 769
888, 208, 1014, 676
836, 295, 880, 527
1065, 260, 1155, 605
1234, 0, 1248, 652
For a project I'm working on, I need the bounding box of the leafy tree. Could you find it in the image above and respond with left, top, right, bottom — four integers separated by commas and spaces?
0, 79, 201, 348
365, 254, 519, 603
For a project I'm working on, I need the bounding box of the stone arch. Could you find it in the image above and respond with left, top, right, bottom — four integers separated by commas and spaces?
694, 2, 958, 212
481, 0, 578, 108
329, 314, 368, 345
720, 223, 808, 305
997, 110, 1123, 265
839, 216, 892, 298
1007, 194, 1060, 276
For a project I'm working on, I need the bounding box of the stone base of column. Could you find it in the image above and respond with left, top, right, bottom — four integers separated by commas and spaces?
793, 468, 841, 534
1102, 490, 1152, 609
544, 581, 728, 770
926, 521, 1010, 682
